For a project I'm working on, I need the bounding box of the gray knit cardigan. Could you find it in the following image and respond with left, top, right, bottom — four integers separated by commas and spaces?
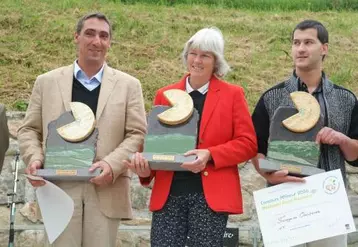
262, 74, 358, 182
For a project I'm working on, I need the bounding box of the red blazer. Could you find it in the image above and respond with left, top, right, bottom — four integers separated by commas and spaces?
141, 74, 257, 214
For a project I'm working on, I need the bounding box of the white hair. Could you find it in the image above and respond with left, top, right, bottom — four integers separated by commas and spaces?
182, 27, 230, 78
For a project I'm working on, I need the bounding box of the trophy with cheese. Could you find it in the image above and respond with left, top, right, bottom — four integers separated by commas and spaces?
141, 89, 199, 171
259, 91, 325, 177
36, 102, 100, 180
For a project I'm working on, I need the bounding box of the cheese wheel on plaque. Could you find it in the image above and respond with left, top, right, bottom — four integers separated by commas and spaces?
282, 91, 320, 133
57, 102, 96, 142
157, 89, 194, 125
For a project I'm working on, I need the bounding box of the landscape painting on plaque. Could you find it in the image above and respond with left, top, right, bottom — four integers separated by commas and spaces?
142, 89, 199, 171
259, 92, 325, 177
36, 102, 100, 180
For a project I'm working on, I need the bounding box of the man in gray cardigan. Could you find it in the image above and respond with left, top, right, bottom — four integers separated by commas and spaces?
0, 104, 9, 172
252, 20, 358, 247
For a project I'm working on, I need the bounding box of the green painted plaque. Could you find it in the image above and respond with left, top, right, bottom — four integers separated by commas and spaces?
259, 107, 325, 177
38, 111, 99, 180
143, 106, 199, 171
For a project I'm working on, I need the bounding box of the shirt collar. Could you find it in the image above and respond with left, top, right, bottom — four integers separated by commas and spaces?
185, 77, 210, 94
74, 60, 104, 83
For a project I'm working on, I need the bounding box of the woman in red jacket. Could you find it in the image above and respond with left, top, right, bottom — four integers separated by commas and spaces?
124, 27, 257, 247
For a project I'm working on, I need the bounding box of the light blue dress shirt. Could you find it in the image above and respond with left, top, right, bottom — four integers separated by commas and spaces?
73, 61, 104, 91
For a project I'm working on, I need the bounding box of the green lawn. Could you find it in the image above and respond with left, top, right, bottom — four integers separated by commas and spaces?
110, 0, 358, 11
1, 0, 358, 112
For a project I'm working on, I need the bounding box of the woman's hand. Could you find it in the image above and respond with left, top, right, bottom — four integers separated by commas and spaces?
181, 149, 211, 173
123, 152, 151, 178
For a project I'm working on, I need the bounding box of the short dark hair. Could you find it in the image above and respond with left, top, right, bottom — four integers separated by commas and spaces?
292, 20, 329, 44
76, 12, 112, 37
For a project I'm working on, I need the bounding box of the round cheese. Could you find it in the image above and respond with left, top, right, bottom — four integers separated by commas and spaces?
282, 91, 320, 133
57, 102, 96, 142
157, 89, 194, 125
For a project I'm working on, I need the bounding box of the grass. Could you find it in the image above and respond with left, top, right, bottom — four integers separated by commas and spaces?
1, 0, 358, 112
109, 0, 358, 11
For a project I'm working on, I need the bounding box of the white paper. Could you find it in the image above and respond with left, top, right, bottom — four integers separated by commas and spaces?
253, 169, 355, 247
25, 175, 74, 243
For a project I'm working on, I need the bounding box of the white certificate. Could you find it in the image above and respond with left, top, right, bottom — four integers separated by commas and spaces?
253, 169, 356, 247
25, 175, 74, 243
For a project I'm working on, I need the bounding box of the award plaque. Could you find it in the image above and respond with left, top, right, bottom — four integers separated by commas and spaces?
259, 92, 325, 177
36, 102, 100, 180
142, 89, 199, 171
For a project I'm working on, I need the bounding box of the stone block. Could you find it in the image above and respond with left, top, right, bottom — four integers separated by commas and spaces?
19, 202, 42, 223
349, 175, 358, 194
348, 217, 358, 245
240, 161, 266, 194
229, 190, 253, 222
349, 196, 358, 217
5, 139, 19, 156
347, 163, 358, 174
130, 181, 151, 210
15, 230, 45, 247
0, 156, 26, 205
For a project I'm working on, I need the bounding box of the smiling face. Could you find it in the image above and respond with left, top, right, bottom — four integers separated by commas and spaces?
292, 28, 328, 71
75, 17, 111, 67
186, 48, 215, 82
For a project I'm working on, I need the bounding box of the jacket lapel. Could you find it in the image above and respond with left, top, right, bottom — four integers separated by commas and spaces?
175, 75, 187, 90
199, 75, 220, 139
57, 65, 74, 111
96, 64, 117, 120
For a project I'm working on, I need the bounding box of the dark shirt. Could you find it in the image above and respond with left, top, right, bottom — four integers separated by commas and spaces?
72, 76, 101, 116
169, 90, 207, 196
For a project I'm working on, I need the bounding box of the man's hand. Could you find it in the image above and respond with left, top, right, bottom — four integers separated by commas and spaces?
316, 127, 348, 146
123, 152, 151, 178
252, 156, 305, 185
89, 160, 113, 186
316, 126, 358, 161
25, 160, 46, 187
262, 169, 305, 184
181, 149, 210, 173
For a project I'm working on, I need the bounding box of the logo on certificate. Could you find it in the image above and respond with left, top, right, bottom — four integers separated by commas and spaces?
323, 176, 340, 194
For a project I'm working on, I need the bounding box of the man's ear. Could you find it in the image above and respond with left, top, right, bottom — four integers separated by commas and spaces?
321, 43, 328, 56
74, 32, 79, 44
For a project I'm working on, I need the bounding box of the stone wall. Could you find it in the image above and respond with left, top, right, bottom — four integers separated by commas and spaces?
0, 112, 357, 247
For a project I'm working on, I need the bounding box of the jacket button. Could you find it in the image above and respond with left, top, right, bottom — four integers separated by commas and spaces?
199, 139, 204, 144
203, 171, 208, 176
